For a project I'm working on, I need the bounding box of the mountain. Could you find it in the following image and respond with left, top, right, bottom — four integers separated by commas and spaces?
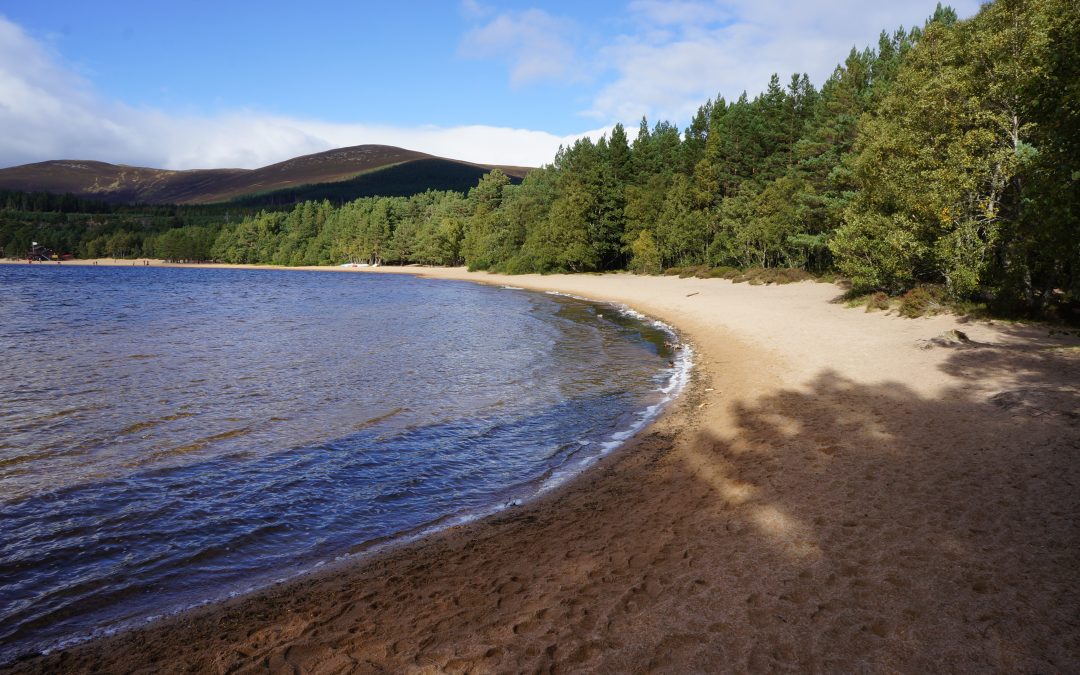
0, 145, 532, 205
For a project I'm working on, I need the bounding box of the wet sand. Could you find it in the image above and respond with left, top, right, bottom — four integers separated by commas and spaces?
5, 262, 1079, 673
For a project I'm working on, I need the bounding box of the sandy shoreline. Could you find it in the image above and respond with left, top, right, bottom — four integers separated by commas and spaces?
4, 260, 1080, 673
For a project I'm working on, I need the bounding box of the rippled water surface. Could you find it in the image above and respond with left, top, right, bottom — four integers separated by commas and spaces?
0, 265, 685, 661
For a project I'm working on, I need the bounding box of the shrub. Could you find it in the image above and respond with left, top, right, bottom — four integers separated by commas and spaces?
732, 267, 814, 285
675, 265, 711, 279
866, 291, 891, 312
774, 268, 813, 284
730, 268, 759, 284
899, 285, 947, 318
709, 266, 740, 279
498, 256, 534, 275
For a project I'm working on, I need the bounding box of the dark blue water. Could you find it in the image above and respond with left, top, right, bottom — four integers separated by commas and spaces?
0, 265, 689, 662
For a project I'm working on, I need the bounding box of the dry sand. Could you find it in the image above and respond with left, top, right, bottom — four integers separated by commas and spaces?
5, 262, 1079, 673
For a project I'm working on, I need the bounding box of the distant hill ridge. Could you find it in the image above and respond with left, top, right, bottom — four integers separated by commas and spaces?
0, 145, 532, 205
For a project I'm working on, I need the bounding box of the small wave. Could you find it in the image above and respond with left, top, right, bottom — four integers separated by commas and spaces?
353, 407, 408, 432
38, 406, 99, 421
120, 419, 161, 435
124, 427, 253, 467
161, 412, 195, 422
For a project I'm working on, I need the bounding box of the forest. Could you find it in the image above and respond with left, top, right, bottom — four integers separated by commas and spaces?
1, 0, 1075, 315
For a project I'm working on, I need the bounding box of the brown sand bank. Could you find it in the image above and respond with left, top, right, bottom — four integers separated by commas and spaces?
6, 264, 1080, 673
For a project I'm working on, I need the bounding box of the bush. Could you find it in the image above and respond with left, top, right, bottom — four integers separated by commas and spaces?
899, 285, 947, 318
709, 266, 740, 279
498, 256, 534, 275
822, 272, 851, 287
676, 265, 711, 279
732, 267, 814, 285
866, 291, 891, 312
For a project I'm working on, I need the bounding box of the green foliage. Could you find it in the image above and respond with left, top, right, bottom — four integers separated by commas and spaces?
833, 0, 1076, 313
629, 229, 661, 275
709, 266, 740, 279
150, 225, 217, 261
655, 175, 708, 267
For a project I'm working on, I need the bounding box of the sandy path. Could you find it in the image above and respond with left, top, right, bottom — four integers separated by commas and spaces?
5, 263, 1079, 673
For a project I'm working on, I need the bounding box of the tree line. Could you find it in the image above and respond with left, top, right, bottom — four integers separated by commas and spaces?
174, 0, 1080, 313
4, 0, 1075, 314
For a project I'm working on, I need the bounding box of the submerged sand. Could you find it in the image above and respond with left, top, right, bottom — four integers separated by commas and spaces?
5, 262, 1079, 673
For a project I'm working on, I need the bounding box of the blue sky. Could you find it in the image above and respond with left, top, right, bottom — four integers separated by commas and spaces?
0, 1, 982, 169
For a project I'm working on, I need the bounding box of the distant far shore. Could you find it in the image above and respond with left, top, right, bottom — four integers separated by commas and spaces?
7, 261, 1080, 673
1, 257, 363, 271
0, 257, 464, 274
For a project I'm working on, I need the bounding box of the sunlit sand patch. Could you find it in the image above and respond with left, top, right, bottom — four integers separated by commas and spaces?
757, 413, 803, 438
721, 478, 756, 506
751, 505, 822, 560
678, 447, 757, 506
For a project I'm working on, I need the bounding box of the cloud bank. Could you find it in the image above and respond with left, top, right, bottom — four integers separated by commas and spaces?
3, 1, 985, 171
0, 15, 603, 170
587, 0, 969, 124
459, 0, 982, 125
458, 8, 584, 87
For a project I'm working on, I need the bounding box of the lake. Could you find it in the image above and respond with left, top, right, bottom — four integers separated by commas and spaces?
0, 265, 689, 662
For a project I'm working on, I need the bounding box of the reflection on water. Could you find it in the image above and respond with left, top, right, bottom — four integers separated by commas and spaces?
0, 266, 681, 662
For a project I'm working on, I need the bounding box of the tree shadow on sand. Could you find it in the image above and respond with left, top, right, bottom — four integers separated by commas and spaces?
668, 359, 1078, 672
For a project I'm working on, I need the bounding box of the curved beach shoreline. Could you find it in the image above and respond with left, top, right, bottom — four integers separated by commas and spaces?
5, 262, 1079, 673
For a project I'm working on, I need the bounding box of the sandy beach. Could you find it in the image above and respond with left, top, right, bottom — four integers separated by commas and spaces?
5, 261, 1079, 673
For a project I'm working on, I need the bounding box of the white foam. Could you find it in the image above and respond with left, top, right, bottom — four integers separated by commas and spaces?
534, 310, 693, 497
544, 290, 591, 301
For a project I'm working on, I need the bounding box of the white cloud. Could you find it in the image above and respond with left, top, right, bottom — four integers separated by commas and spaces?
585, 0, 985, 124
0, 15, 599, 170
458, 8, 584, 87
459, 0, 492, 19
626, 0, 731, 26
